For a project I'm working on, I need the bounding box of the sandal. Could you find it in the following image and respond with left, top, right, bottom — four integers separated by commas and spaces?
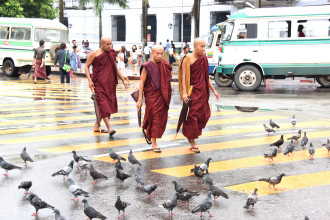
109, 129, 116, 137
94, 129, 108, 133
152, 148, 162, 153
44, 80, 51, 84
142, 128, 152, 145
190, 147, 200, 153
67, 89, 72, 91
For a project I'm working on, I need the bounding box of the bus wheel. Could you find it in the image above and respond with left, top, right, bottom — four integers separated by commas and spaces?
3, 59, 18, 77
234, 65, 262, 91
46, 66, 51, 76
316, 76, 330, 87
214, 72, 233, 87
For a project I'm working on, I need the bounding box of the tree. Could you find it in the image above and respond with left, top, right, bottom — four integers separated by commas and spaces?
0, 0, 57, 19
142, 0, 149, 49
59, 0, 64, 25
79, 0, 128, 44
190, 0, 201, 38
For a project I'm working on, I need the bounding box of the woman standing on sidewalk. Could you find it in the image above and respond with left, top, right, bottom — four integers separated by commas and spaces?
131, 45, 138, 75
169, 44, 176, 66
117, 46, 130, 85
137, 45, 142, 66
54, 43, 71, 91
33, 40, 50, 84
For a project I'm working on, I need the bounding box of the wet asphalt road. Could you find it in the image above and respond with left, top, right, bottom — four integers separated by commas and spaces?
0, 71, 329, 220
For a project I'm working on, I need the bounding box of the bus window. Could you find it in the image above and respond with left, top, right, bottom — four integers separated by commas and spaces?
35, 28, 68, 42
216, 34, 221, 46
268, 21, 291, 38
0, 26, 10, 39
237, 23, 257, 39
10, 27, 31, 41
206, 32, 214, 49
297, 19, 330, 37
222, 22, 234, 41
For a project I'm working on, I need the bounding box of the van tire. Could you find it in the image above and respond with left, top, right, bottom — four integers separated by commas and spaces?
234, 65, 262, 91
214, 72, 233, 87
3, 59, 18, 77
316, 76, 330, 87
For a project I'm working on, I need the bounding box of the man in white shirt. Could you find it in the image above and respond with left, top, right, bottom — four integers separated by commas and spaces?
143, 44, 151, 63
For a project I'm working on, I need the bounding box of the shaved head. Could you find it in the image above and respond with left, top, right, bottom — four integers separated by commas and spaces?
194, 38, 205, 46
151, 45, 164, 63
100, 37, 112, 51
151, 45, 164, 53
193, 37, 206, 57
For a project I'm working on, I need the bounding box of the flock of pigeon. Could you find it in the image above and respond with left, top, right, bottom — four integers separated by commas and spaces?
1, 113, 330, 219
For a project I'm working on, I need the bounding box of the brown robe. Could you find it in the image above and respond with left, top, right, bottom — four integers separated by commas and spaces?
91, 49, 118, 118
182, 55, 210, 139
33, 59, 47, 79
141, 60, 172, 138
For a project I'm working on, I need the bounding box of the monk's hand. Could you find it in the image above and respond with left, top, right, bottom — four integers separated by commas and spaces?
183, 94, 189, 103
89, 81, 94, 91
137, 100, 142, 110
214, 91, 220, 100
40, 63, 44, 68
123, 80, 129, 89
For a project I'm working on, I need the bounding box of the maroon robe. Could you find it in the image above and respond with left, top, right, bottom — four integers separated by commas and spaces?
92, 49, 118, 118
141, 60, 172, 138
33, 59, 47, 79
182, 55, 210, 139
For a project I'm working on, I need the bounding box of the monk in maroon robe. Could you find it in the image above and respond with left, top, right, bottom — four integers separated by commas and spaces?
137, 45, 172, 152
180, 38, 220, 152
85, 37, 128, 136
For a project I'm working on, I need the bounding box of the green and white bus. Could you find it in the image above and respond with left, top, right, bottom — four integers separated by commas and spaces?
215, 5, 330, 91
0, 18, 68, 77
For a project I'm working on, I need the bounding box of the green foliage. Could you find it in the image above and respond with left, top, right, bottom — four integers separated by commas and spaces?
0, 0, 57, 19
79, 0, 128, 16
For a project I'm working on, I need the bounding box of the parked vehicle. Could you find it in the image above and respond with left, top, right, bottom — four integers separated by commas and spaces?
80, 46, 92, 62
215, 5, 330, 90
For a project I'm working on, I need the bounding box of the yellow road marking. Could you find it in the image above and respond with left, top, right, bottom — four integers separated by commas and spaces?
0, 101, 136, 107
225, 170, 330, 196
151, 148, 329, 177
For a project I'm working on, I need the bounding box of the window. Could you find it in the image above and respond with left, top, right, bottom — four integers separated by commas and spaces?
210, 11, 230, 29
222, 22, 234, 41
112, 15, 126, 41
268, 21, 291, 38
0, 26, 10, 39
34, 29, 68, 42
140, 15, 157, 42
237, 23, 257, 39
10, 27, 31, 41
297, 19, 330, 38
173, 13, 191, 42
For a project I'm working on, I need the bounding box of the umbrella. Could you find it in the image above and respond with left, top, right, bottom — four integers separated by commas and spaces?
175, 85, 193, 138
26, 67, 34, 79
130, 90, 142, 127
91, 87, 101, 132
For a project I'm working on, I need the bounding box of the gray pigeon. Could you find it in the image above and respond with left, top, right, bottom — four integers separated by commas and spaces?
67, 178, 89, 202
291, 114, 296, 127
270, 135, 284, 150
283, 139, 295, 156
308, 143, 315, 159
25, 193, 54, 216
264, 148, 277, 162
52, 160, 74, 180
287, 130, 302, 143
209, 184, 229, 202
109, 147, 126, 162
72, 150, 91, 164
172, 181, 192, 194
322, 139, 330, 154
134, 166, 144, 188
300, 131, 308, 148
263, 124, 276, 136
115, 196, 131, 218
82, 199, 107, 219
178, 191, 199, 206
259, 173, 285, 189
202, 170, 213, 189
191, 164, 205, 182
199, 158, 212, 171
77, 156, 89, 174
89, 164, 108, 184
243, 188, 258, 210
116, 168, 131, 186
128, 149, 142, 166
191, 191, 214, 218
18, 181, 32, 194
139, 183, 158, 198
20, 147, 33, 166
54, 209, 66, 220
269, 119, 280, 129
159, 193, 179, 217
0, 156, 22, 176
115, 159, 123, 170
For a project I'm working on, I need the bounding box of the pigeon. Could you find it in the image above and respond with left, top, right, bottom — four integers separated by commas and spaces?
51, 160, 74, 180
209, 184, 229, 202
264, 148, 277, 162
263, 124, 276, 136
308, 143, 315, 159
18, 181, 32, 194
300, 131, 308, 148
243, 188, 258, 210
191, 164, 205, 182
283, 139, 295, 156
128, 149, 142, 167
0, 156, 22, 176
199, 158, 212, 171
109, 147, 126, 162
20, 147, 33, 166
77, 156, 89, 174
25, 193, 54, 216
291, 114, 296, 127
89, 164, 108, 184
67, 178, 89, 202
72, 150, 91, 164
159, 193, 179, 217
270, 135, 284, 150
287, 130, 302, 143
191, 191, 214, 218
115, 159, 123, 170
172, 181, 192, 194
115, 196, 131, 218
139, 183, 158, 198
178, 191, 199, 206
269, 119, 280, 129
54, 209, 66, 220
134, 166, 144, 188
305, 216, 310, 220
116, 168, 131, 186
82, 199, 107, 220
202, 170, 213, 189
259, 173, 285, 189
322, 139, 330, 154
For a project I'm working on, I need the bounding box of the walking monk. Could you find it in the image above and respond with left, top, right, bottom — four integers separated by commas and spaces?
85, 37, 128, 136
179, 38, 220, 153
137, 45, 172, 152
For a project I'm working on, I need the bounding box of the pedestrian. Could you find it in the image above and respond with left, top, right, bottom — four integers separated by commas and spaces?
33, 40, 50, 84
184, 41, 190, 50
82, 40, 85, 46
85, 40, 90, 47
171, 40, 176, 52
180, 45, 189, 60
137, 45, 172, 152
70, 46, 77, 78
117, 45, 130, 85
137, 45, 143, 66
143, 43, 150, 63
54, 43, 71, 91
131, 45, 138, 75
179, 38, 220, 153
298, 25, 305, 37
169, 44, 176, 66
84, 37, 128, 136
165, 39, 170, 52
72, 40, 82, 72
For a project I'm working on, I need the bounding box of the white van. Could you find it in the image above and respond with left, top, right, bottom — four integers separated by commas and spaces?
215, 5, 330, 90
0, 18, 68, 76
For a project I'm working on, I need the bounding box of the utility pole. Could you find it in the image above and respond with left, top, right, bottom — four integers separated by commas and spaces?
193, 0, 200, 38
254, 0, 261, 8
142, 0, 149, 49
59, 0, 64, 25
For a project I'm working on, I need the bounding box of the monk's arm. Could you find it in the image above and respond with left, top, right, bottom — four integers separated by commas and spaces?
208, 78, 220, 100
137, 68, 147, 110
85, 51, 96, 90
181, 58, 189, 103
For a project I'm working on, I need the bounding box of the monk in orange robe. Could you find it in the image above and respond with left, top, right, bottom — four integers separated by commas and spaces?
85, 37, 128, 136
137, 45, 172, 152
180, 38, 220, 152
